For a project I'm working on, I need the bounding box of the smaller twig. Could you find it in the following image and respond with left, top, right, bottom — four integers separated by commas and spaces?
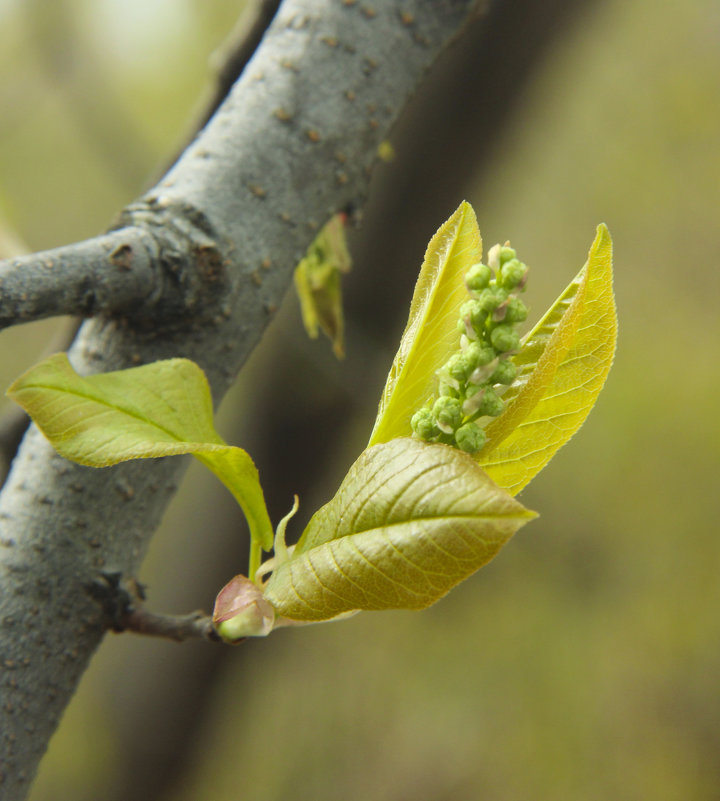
0, 227, 158, 330
88, 571, 223, 643
117, 607, 222, 644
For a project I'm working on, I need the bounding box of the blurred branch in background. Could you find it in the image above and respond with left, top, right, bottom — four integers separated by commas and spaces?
20, 0, 153, 195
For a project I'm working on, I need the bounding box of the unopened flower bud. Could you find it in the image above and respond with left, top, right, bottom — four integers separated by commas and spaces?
499, 259, 528, 290
504, 296, 528, 323
465, 263, 492, 292
491, 323, 521, 353
491, 359, 517, 385
445, 352, 471, 383
464, 341, 495, 371
475, 287, 508, 315
455, 422, 486, 453
411, 407, 437, 440
498, 246, 516, 265
475, 386, 504, 417
459, 299, 488, 332
433, 396, 463, 433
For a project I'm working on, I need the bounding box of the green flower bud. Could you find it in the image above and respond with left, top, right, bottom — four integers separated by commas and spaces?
445, 352, 471, 383
491, 323, 521, 353
475, 287, 508, 315
498, 246, 517, 265
455, 422, 486, 454
499, 258, 528, 290
465, 263, 492, 292
432, 396, 463, 433
439, 381, 459, 398
459, 299, 489, 332
462, 384, 487, 416
503, 296, 528, 323
491, 358, 517, 385
475, 386, 504, 417
464, 341, 495, 371
411, 407, 437, 440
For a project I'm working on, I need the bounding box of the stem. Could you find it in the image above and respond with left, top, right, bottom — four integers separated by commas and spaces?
248, 539, 262, 585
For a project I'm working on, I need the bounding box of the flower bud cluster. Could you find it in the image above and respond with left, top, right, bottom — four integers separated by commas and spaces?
411, 243, 528, 454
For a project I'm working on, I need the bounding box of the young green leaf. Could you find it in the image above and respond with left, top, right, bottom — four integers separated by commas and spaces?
7, 353, 273, 550
478, 224, 616, 494
262, 437, 535, 622
369, 201, 482, 445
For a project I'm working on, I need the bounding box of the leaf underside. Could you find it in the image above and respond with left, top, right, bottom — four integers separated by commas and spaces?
263, 438, 535, 621
7, 354, 273, 550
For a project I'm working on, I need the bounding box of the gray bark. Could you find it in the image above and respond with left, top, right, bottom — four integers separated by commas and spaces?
0, 1, 479, 797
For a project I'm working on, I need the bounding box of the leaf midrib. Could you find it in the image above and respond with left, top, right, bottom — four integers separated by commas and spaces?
300, 509, 532, 554
24, 382, 196, 446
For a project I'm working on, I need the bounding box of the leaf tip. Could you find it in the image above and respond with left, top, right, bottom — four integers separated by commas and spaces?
591, 222, 613, 259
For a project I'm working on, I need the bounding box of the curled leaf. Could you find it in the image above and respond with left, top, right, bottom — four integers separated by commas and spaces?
7, 353, 273, 550
479, 224, 617, 494
294, 213, 351, 359
263, 437, 535, 622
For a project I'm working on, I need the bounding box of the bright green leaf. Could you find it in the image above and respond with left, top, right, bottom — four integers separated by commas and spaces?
368, 202, 482, 445
478, 224, 617, 494
7, 353, 273, 550
263, 437, 535, 622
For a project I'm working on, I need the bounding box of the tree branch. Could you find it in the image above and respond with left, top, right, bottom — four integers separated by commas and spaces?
87, 572, 221, 644
0, 230, 159, 330
172, 0, 284, 160
0, 1, 479, 797
117, 608, 220, 643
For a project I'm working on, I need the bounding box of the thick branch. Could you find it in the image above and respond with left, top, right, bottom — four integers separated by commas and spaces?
168, 0, 284, 168
0, 1, 478, 797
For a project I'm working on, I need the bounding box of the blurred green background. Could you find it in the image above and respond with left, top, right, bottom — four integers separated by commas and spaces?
2, 0, 720, 799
